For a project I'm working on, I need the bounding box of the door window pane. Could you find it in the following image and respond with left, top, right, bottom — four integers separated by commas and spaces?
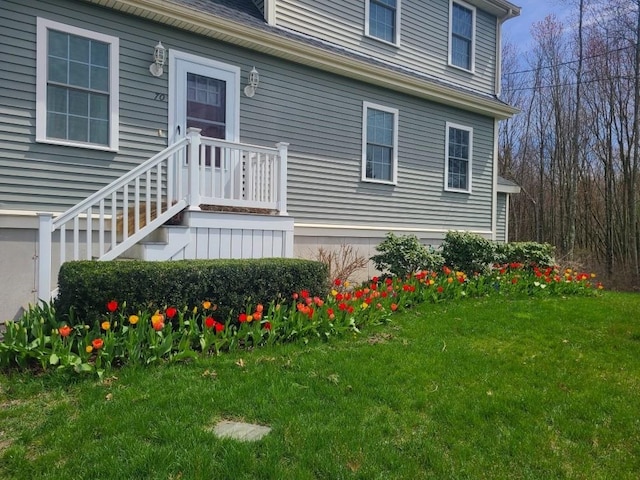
186, 73, 226, 136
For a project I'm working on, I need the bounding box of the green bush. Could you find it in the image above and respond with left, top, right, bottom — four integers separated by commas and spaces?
55, 258, 329, 323
371, 233, 444, 277
495, 242, 555, 268
441, 231, 496, 274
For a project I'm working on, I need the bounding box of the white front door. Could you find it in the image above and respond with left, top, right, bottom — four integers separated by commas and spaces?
168, 51, 240, 200
169, 50, 240, 145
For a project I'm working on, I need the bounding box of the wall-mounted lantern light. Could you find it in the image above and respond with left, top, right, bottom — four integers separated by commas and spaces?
244, 67, 259, 97
149, 41, 166, 77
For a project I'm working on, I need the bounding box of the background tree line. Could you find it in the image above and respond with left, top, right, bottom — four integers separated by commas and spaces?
500, 0, 640, 286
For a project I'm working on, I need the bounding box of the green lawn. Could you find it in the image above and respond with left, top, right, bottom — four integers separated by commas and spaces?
1, 292, 639, 479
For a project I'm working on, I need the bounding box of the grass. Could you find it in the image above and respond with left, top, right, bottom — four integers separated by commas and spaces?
1, 292, 639, 479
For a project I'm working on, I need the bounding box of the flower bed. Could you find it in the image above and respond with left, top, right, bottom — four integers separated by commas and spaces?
0, 264, 603, 378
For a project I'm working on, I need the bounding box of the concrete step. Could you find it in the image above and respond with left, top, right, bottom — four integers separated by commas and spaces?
120, 225, 191, 260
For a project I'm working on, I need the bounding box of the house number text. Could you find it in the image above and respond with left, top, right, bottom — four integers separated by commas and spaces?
154, 93, 167, 101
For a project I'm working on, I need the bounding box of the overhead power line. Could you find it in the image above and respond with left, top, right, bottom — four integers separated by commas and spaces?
502, 75, 635, 93
502, 44, 636, 77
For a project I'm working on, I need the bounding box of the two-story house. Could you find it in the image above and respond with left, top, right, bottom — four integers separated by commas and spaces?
0, 0, 521, 321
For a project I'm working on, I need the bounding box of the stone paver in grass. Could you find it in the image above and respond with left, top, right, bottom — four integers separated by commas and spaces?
212, 421, 271, 441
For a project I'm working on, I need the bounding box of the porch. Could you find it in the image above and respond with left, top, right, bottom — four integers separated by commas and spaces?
37, 128, 293, 300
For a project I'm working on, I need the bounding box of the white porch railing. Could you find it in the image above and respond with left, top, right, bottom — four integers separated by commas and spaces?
186, 128, 289, 214
37, 128, 289, 300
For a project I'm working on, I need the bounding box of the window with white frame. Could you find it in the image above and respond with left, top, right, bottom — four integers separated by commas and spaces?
365, 0, 400, 45
445, 122, 472, 192
449, 1, 475, 72
362, 102, 398, 184
36, 18, 119, 150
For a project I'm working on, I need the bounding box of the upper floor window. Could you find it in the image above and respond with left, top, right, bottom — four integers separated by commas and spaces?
365, 0, 400, 46
36, 18, 119, 150
362, 102, 398, 184
449, 1, 475, 72
445, 122, 473, 193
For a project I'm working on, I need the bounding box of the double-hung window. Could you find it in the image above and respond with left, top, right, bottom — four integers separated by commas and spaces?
362, 102, 398, 184
36, 18, 119, 150
445, 122, 472, 192
449, 1, 475, 72
366, 0, 400, 45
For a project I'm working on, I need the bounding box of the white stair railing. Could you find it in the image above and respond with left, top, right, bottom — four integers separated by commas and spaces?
37, 130, 289, 301
37, 138, 189, 299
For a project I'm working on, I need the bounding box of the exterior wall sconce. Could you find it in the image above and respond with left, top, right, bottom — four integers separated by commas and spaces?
149, 41, 166, 77
244, 67, 259, 97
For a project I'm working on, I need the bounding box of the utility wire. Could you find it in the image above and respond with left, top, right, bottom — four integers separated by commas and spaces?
503, 75, 635, 93
502, 43, 636, 77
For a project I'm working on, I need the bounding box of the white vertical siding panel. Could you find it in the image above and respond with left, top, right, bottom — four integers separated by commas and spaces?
241, 230, 253, 258
195, 228, 209, 259
219, 229, 232, 258
230, 230, 243, 258
252, 230, 264, 258
272, 230, 284, 257
207, 229, 220, 259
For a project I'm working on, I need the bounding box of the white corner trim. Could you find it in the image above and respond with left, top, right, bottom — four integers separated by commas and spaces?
265, 0, 276, 25
491, 118, 498, 241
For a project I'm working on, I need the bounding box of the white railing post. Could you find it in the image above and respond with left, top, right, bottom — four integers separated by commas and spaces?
276, 142, 289, 216
37, 212, 54, 301
187, 127, 202, 210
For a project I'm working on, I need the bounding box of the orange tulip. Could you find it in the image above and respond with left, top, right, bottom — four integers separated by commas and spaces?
59, 325, 72, 337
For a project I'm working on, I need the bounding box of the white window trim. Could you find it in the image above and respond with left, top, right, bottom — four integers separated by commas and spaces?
362, 101, 399, 185
448, 0, 476, 73
364, 0, 402, 47
444, 121, 473, 193
36, 17, 119, 151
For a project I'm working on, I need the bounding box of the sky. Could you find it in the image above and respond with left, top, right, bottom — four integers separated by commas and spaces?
502, 0, 573, 53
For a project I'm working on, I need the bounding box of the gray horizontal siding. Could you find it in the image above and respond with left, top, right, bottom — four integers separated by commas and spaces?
275, 0, 497, 95
1, 0, 496, 233
1, 0, 169, 211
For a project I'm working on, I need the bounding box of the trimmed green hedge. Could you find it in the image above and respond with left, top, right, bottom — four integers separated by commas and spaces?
55, 258, 329, 323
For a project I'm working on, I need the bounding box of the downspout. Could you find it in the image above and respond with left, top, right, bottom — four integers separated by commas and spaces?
504, 192, 510, 242
495, 8, 516, 97
492, 7, 517, 241
491, 119, 499, 241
